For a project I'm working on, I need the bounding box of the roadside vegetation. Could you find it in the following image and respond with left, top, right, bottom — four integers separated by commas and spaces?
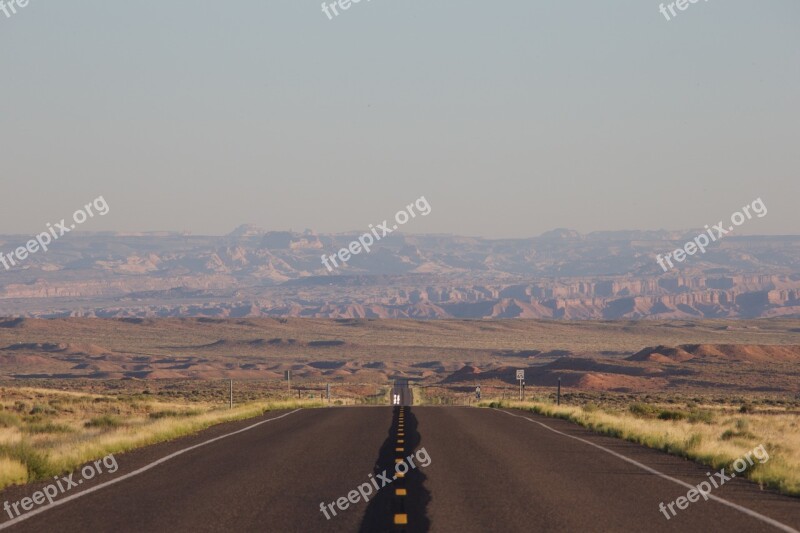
0, 387, 324, 490
479, 397, 800, 497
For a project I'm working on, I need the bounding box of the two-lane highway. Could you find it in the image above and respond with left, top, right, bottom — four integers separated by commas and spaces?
3, 406, 799, 532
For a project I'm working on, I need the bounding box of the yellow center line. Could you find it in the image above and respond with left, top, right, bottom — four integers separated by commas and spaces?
396, 488, 407, 496
394, 514, 408, 525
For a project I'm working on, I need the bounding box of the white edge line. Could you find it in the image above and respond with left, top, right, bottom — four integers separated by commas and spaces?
0, 408, 303, 530
496, 408, 799, 533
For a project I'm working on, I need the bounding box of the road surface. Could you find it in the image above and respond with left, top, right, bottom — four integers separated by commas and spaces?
2, 407, 799, 532
391, 380, 413, 406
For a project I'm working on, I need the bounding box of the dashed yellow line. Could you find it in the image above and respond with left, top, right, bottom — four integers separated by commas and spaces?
393, 408, 410, 527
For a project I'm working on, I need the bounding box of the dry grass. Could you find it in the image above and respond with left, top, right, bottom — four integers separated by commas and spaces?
0, 387, 323, 490
480, 398, 800, 497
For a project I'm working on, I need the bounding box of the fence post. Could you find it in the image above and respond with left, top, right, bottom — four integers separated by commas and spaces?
557, 378, 561, 406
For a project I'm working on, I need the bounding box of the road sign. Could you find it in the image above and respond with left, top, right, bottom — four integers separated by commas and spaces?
475, 386, 481, 400
516, 369, 524, 381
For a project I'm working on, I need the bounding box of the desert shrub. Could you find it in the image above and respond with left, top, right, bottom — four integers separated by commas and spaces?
29, 404, 56, 416
721, 428, 756, 441
686, 433, 703, 449
658, 410, 687, 421
149, 410, 201, 419
0, 411, 21, 428
93, 397, 115, 403
0, 442, 53, 478
84, 415, 122, 429
24, 423, 73, 434
629, 403, 660, 418
687, 410, 715, 424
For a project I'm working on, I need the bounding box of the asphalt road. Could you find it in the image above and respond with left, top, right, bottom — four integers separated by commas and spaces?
2, 407, 800, 533
391, 380, 413, 406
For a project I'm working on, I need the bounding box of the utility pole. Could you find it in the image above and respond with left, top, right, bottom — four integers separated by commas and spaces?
229, 379, 233, 409
286, 370, 291, 393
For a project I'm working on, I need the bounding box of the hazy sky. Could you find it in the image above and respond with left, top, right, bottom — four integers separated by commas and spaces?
1, 0, 798, 237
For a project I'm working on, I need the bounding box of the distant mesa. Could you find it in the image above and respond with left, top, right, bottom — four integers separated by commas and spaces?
538, 228, 582, 241
227, 224, 265, 238
3, 229, 800, 320
628, 345, 694, 363
628, 344, 800, 363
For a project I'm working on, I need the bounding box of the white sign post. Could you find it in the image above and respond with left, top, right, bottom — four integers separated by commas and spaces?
516, 370, 525, 401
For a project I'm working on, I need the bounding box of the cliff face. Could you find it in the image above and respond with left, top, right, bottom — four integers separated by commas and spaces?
1, 231, 799, 319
